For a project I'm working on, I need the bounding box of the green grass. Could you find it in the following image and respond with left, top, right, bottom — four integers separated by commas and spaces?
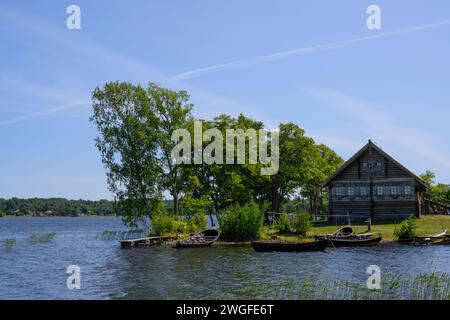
262, 215, 450, 242
235, 272, 450, 300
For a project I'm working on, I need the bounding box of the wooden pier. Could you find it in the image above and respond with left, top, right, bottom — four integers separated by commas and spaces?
120, 236, 174, 248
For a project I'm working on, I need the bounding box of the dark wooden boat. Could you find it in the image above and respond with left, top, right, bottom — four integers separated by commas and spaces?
174, 228, 220, 248
314, 226, 354, 241
328, 234, 382, 247
398, 230, 447, 245
251, 240, 327, 252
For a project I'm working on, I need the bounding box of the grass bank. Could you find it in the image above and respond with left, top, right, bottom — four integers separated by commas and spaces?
261, 215, 450, 242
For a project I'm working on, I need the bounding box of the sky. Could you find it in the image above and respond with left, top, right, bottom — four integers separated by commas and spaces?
0, 0, 449, 200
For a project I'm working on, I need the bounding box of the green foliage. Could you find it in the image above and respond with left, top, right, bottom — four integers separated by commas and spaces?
91, 82, 162, 226
420, 170, 436, 187
275, 213, 291, 233
0, 197, 115, 216
394, 215, 417, 240
420, 170, 450, 206
179, 194, 210, 231
218, 201, 266, 241
290, 211, 312, 235
151, 210, 179, 236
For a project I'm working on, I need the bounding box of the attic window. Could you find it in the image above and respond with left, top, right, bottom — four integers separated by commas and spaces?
364, 161, 382, 173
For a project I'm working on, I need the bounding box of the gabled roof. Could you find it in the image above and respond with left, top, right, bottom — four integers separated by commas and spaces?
322, 140, 427, 188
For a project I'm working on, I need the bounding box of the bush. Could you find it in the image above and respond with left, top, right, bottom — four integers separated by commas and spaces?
151, 210, 179, 235
290, 211, 312, 235
218, 201, 265, 241
180, 195, 210, 232
275, 213, 291, 233
393, 215, 417, 240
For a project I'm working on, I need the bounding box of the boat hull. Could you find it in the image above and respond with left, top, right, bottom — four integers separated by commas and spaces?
175, 241, 214, 249
173, 228, 220, 249
328, 235, 382, 247
251, 240, 327, 252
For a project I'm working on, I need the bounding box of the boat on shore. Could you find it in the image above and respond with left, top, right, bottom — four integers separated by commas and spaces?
398, 229, 448, 245
251, 239, 328, 252
314, 225, 382, 247
328, 234, 382, 247
174, 228, 220, 248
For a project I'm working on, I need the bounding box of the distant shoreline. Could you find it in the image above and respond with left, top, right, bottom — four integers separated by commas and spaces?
0, 215, 117, 218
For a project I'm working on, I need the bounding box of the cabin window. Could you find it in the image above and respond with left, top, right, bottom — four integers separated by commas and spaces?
348, 187, 355, 196
335, 187, 346, 196
360, 187, 368, 196
364, 161, 382, 173
376, 186, 384, 196
404, 185, 413, 195
391, 186, 399, 195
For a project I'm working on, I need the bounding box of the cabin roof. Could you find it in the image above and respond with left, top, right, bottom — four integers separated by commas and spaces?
322, 140, 427, 188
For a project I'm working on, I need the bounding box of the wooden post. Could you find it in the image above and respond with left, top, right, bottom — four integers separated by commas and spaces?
369, 175, 374, 219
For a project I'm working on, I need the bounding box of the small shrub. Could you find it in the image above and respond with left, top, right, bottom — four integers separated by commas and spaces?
151, 210, 178, 235
275, 213, 291, 233
290, 211, 312, 235
393, 215, 417, 240
218, 201, 265, 241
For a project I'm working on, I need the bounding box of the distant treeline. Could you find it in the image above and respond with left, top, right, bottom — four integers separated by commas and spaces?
0, 198, 115, 217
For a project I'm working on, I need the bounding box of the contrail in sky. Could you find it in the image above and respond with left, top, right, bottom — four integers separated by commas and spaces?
0, 100, 87, 126
170, 20, 450, 81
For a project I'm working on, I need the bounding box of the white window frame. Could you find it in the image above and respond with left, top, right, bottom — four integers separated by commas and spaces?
376, 186, 384, 196
404, 185, 413, 195
336, 187, 345, 196
348, 187, 355, 196
360, 187, 368, 197
391, 186, 399, 195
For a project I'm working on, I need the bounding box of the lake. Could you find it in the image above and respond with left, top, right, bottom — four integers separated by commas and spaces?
0, 217, 449, 299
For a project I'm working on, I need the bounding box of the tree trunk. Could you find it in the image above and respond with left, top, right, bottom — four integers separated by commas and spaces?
172, 190, 179, 215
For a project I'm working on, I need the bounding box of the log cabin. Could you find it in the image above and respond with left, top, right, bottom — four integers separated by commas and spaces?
323, 140, 427, 219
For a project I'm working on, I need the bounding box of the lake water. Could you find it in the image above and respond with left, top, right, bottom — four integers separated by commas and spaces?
0, 217, 449, 299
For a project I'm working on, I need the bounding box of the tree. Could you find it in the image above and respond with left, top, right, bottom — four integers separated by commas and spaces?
266, 123, 315, 212
147, 82, 193, 215
420, 170, 436, 187
91, 82, 162, 226
301, 144, 343, 215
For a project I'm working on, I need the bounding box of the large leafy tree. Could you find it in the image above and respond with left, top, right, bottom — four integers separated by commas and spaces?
301, 144, 343, 215
420, 170, 450, 205
91, 82, 162, 226
266, 123, 315, 212
147, 82, 193, 215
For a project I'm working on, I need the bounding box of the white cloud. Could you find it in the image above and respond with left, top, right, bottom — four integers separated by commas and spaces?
305, 88, 450, 174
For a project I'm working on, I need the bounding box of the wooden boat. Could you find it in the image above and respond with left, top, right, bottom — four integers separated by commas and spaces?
251, 240, 328, 252
314, 226, 354, 241
174, 228, 220, 248
314, 225, 382, 247
398, 230, 447, 245
328, 234, 382, 247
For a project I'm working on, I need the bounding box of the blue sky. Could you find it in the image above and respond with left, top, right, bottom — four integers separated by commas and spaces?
1, 1, 449, 200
